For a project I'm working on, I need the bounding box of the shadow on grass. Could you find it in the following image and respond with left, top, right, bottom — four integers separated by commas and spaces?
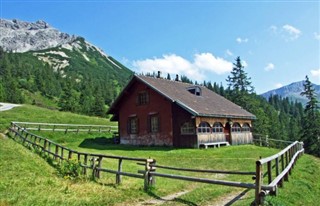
78, 137, 175, 152
146, 189, 197, 206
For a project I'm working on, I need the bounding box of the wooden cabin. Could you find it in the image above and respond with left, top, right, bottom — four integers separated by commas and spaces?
108, 74, 256, 148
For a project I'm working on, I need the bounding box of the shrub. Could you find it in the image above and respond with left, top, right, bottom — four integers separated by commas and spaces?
58, 158, 82, 179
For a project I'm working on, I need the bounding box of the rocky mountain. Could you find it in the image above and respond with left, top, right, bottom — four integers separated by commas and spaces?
0, 19, 77, 52
0, 18, 133, 113
261, 81, 320, 104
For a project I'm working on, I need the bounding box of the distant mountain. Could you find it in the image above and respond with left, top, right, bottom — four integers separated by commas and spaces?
0, 18, 133, 113
261, 81, 320, 104
0, 19, 77, 52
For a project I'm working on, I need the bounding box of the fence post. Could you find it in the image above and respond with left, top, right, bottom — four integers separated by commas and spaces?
284, 151, 289, 181
280, 154, 284, 187
68, 150, 73, 160
267, 161, 272, 184
55, 145, 59, 161
96, 156, 102, 178
116, 158, 123, 184
91, 157, 96, 180
83, 154, 88, 175
144, 159, 153, 191
43, 139, 47, 153
61, 147, 64, 160
259, 135, 262, 146
255, 160, 263, 206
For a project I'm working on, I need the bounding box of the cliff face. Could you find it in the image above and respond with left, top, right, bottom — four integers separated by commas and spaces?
0, 19, 76, 52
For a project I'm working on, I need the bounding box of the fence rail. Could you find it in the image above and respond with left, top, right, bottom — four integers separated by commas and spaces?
12, 121, 118, 133
254, 140, 304, 205
8, 122, 304, 205
9, 122, 155, 189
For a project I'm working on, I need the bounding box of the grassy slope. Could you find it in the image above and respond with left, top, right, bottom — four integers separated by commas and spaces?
0, 104, 116, 132
1, 105, 319, 205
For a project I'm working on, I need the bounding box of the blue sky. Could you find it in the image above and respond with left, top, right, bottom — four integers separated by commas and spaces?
1, 0, 319, 94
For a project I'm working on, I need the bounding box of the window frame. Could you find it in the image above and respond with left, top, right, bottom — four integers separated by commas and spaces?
212, 122, 223, 133
137, 91, 149, 105
231, 122, 241, 133
242, 123, 251, 132
149, 114, 160, 133
180, 121, 195, 135
127, 117, 138, 134
197, 122, 211, 133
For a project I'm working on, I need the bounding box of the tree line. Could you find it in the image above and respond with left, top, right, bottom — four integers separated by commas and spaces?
0, 47, 130, 117
1, 47, 319, 156
161, 57, 319, 156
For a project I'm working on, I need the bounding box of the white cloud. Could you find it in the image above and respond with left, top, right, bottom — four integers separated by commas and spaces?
236, 37, 249, 43
311, 69, 320, 83
226, 49, 233, 56
264, 63, 275, 71
311, 69, 320, 77
275, 83, 283, 88
194, 53, 233, 75
132, 53, 233, 81
282, 24, 301, 40
314, 32, 320, 41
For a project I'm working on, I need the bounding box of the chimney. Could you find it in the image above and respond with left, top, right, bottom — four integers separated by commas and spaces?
175, 74, 179, 81
157, 71, 161, 78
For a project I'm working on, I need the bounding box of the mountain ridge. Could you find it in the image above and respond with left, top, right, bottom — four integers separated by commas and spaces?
0, 18, 77, 52
0, 18, 133, 114
261, 80, 320, 104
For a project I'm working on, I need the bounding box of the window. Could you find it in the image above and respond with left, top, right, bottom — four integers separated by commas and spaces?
231, 122, 241, 133
212, 122, 223, 133
242, 123, 251, 132
137, 91, 149, 105
127, 117, 138, 134
181, 121, 195, 135
197, 122, 211, 133
149, 115, 159, 133
187, 86, 202, 96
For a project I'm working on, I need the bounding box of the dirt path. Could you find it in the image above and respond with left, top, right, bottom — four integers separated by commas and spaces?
131, 187, 251, 206
133, 190, 192, 206
208, 188, 251, 206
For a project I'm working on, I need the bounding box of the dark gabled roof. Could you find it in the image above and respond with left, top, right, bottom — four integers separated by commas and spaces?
108, 75, 256, 120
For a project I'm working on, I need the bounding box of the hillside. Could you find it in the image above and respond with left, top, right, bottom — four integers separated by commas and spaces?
0, 105, 319, 205
0, 19, 133, 114
261, 81, 320, 104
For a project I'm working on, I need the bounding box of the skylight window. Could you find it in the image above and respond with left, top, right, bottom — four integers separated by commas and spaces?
187, 86, 202, 96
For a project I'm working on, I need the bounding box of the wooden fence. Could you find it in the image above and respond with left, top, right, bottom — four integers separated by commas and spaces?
12, 121, 118, 133
253, 134, 294, 148
8, 122, 155, 189
8, 122, 304, 205
254, 141, 304, 205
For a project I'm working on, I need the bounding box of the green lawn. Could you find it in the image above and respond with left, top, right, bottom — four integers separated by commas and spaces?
1, 105, 320, 205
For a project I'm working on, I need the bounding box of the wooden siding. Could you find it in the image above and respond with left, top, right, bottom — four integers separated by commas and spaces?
198, 133, 226, 144
118, 80, 174, 146
231, 132, 253, 145
172, 103, 197, 148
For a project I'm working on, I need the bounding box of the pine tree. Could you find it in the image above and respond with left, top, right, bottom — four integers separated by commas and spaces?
226, 56, 254, 94
300, 75, 320, 156
226, 56, 254, 110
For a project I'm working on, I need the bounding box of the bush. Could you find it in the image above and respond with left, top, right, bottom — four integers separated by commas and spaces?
58, 158, 82, 179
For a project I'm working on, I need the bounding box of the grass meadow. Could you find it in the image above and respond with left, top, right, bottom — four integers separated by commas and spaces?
1, 105, 319, 205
